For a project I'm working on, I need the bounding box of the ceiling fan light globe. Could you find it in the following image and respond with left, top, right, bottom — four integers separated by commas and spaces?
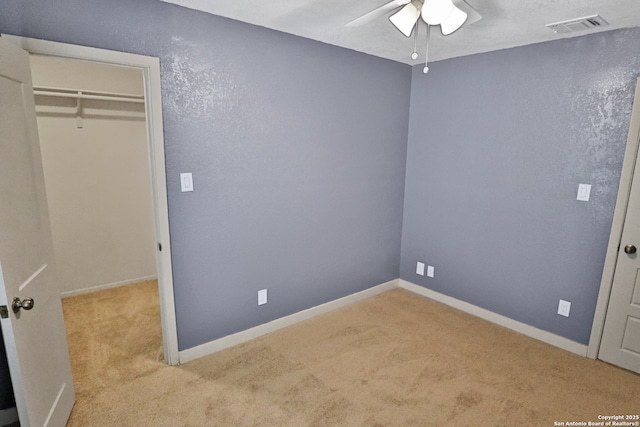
422, 0, 454, 25
440, 5, 467, 35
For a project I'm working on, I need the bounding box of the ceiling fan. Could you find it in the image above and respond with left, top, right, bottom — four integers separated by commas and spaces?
347, 0, 482, 71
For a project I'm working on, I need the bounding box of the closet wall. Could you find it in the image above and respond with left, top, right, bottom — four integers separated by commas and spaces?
31, 56, 157, 296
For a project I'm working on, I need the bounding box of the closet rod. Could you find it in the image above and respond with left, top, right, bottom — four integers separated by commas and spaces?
33, 86, 144, 104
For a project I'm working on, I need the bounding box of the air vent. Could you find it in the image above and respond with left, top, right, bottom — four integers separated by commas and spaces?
547, 15, 609, 34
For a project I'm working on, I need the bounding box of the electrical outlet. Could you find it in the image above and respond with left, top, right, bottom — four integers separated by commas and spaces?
416, 262, 425, 276
258, 289, 267, 306
577, 184, 591, 201
427, 265, 434, 278
557, 299, 571, 317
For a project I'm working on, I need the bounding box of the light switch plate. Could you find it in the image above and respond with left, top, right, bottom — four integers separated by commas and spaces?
258, 289, 267, 306
416, 262, 425, 276
577, 184, 591, 201
427, 265, 435, 278
558, 299, 571, 317
180, 173, 194, 192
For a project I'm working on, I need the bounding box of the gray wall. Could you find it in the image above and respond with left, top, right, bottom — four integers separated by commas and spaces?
0, 0, 410, 350
401, 28, 640, 344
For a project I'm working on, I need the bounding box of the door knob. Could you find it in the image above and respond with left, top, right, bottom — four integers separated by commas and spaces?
11, 297, 34, 313
624, 244, 637, 254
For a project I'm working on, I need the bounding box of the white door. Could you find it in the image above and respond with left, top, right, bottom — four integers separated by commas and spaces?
0, 38, 75, 426
599, 97, 640, 375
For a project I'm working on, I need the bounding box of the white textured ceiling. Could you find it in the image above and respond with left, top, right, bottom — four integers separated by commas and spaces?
159, 0, 640, 65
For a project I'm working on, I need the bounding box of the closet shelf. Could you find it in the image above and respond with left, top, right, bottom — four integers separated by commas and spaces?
33, 85, 144, 104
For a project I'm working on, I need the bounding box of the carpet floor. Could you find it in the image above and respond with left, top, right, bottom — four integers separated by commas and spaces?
62, 281, 640, 426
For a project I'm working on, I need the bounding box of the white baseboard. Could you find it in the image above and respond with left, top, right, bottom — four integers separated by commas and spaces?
178, 277, 589, 364
61, 275, 158, 298
398, 279, 588, 357
179, 279, 399, 364
0, 407, 18, 426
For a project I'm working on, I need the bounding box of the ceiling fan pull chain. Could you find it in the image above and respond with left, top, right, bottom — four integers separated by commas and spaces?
423, 23, 430, 73
411, 20, 419, 60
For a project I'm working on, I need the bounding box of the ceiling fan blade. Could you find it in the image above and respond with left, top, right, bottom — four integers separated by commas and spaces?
440, 4, 467, 35
452, 0, 481, 26
346, 0, 411, 27
389, 3, 421, 37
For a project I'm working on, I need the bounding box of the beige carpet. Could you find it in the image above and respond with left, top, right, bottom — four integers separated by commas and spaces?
62, 281, 640, 426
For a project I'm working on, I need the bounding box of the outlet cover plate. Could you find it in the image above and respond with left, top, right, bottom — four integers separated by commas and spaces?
416, 262, 425, 276
427, 265, 434, 278
180, 173, 194, 192
558, 299, 571, 317
577, 184, 591, 201
258, 289, 267, 306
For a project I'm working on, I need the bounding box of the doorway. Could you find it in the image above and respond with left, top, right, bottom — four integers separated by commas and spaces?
31, 55, 157, 298
1, 35, 179, 365
590, 77, 640, 374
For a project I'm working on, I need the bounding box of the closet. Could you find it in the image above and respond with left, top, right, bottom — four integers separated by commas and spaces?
30, 55, 157, 296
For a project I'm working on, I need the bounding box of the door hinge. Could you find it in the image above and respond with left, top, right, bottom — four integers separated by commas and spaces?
0, 305, 8, 319
158, 242, 162, 252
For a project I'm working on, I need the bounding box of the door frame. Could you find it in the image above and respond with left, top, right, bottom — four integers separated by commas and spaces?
2, 34, 179, 365
588, 77, 640, 359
